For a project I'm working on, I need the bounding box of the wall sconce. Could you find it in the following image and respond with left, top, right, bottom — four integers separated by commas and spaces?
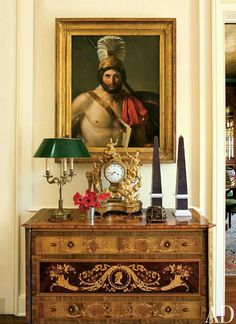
34, 137, 90, 220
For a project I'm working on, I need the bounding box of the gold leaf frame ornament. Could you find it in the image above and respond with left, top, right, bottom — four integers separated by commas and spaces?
56, 18, 176, 163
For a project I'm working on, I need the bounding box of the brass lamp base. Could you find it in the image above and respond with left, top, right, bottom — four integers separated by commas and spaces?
48, 209, 72, 222
48, 198, 73, 222
98, 199, 142, 216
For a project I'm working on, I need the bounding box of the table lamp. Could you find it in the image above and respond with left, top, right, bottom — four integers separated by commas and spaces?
34, 137, 90, 220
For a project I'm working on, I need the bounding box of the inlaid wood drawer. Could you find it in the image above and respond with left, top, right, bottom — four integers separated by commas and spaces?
36, 300, 202, 321
35, 232, 203, 255
38, 260, 200, 295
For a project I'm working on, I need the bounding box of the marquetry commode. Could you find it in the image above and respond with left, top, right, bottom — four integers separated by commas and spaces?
23, 208, 213, 323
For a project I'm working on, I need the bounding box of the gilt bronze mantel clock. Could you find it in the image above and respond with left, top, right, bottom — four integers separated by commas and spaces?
86, 140, 142, 214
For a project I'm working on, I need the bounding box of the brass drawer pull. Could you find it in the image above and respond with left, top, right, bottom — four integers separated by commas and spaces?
164, 241, 171, 248
181, 242, 188, 247
183, 307, 189, 312
68, 304, 78, 314
67, 241, 74, 248
165, 306, 172, 313
50, 307, 56, 312
50, 243, 57, 247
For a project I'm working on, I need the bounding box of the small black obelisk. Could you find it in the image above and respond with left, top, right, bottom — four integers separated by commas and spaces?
151, 136, 162, 206
174, 136, 192, 217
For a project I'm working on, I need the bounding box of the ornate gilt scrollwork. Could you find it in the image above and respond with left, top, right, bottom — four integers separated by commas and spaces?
86, 140, 142, 213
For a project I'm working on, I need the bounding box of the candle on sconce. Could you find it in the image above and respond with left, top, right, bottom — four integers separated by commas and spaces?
70, 158, 74, 170
63, 158, 67, 172
45, 158, 49, 172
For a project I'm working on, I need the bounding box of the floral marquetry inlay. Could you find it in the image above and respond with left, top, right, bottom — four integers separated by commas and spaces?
36, 234, 201, 255
41, 301, 201, 320
82, 237, 117, 253
80, 236, 199, 254
79, 301, 196, 319
40, 261, 199, 294
117, 237, 199, 254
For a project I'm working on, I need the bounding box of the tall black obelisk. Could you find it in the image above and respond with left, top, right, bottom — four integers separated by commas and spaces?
174, 136, 192, 217
146, 136, 166, 222
151, 136, 162, 206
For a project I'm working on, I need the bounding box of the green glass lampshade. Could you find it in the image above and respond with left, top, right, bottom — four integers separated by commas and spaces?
34, 138, 90, 158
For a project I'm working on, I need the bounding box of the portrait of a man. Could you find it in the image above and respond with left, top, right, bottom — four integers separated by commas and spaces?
71, 35, 160, 148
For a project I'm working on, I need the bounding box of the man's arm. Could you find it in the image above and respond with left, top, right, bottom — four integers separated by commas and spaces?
71, 92, 90, 137
72, 93, 88, 124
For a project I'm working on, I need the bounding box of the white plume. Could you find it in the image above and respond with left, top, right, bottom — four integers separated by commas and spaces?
97, 36, 126, 62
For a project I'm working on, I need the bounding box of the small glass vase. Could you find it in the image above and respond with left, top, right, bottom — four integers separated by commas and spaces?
86, 207, 95, 224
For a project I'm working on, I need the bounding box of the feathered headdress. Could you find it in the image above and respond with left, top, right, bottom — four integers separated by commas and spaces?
97, 36, 126, 62
97, 36, 126, 71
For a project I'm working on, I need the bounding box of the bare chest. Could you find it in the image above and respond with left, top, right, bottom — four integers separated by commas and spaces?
84, 97, 122, 127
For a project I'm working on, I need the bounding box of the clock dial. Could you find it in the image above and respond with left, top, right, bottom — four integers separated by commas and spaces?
104, 163, 126, 183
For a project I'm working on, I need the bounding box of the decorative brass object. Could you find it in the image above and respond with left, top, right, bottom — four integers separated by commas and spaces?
86, 139, 142, 214
146, 206, 167, 223
33, 137, 90, 220
44, 169, 75, 220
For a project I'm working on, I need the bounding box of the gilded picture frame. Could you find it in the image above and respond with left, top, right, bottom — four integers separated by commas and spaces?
56, 18, 176, 163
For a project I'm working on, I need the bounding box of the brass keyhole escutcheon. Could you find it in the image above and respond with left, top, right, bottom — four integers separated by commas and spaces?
68, 304, 78, 315
165, 306, 172, 313
67, 241, 74, 248
164, 241, 171, 248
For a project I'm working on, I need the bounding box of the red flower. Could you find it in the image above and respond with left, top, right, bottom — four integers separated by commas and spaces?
94, 201, 102, 208
85, 189, 97, 198
73, 189, 110, 211
82, 196, 95, 208
97, 192, 110, 202
73, 192, 83, 205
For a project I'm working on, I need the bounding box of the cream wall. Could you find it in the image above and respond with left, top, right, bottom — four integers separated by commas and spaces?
31, 0, 203, 242
32, 0, 201, 210
0, 0, 222, 317
0, 0, 17, 314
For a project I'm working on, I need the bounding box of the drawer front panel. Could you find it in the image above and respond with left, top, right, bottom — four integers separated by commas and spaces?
37, 300, 202, 320
39, 261, 199, 294
35, 234, 202, 255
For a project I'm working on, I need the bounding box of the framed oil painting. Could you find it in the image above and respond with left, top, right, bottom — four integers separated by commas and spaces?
56, 18, 176, 162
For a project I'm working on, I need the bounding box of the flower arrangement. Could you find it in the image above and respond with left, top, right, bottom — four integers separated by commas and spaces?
73, 189, 110, 211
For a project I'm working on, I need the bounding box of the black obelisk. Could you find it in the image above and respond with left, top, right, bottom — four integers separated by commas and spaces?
174, 136, 191, 217
151, 136, 162, 206
146, 136, 166, 223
